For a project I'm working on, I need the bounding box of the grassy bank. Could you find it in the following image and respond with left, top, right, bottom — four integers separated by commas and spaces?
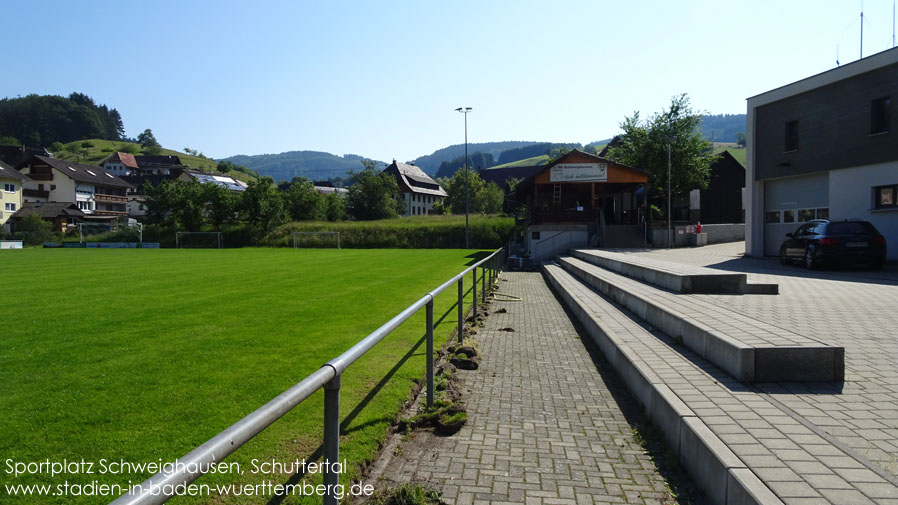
263, 215, 514, 249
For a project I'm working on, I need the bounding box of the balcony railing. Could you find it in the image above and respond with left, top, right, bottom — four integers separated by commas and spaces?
22, 189, 49, 199
28, 173, 53, 181
94, 193, 128, 203
92, 210, 128, 217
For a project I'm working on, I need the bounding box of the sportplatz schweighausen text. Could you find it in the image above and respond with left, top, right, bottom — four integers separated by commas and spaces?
5, 457, 347, 478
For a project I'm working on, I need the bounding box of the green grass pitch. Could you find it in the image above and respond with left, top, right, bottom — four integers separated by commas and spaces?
1, 248, 488, 504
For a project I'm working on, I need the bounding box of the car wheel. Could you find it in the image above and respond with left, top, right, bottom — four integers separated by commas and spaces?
780, 246, 790, 265
805, 246, 817, 270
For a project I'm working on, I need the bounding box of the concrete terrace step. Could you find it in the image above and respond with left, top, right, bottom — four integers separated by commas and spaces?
572, 248, 779, 294
556, 255, 844, 383
542, 264, 898, 505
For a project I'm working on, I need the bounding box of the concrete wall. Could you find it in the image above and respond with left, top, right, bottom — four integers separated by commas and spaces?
527, 225, 588, 260
702, 224, 745, 244
652, 224, 744, 247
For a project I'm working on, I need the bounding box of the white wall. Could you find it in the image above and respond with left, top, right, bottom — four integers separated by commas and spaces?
829, 161, 898, 260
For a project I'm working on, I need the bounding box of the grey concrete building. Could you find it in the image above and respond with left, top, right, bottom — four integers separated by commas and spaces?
746, 47, 898, 260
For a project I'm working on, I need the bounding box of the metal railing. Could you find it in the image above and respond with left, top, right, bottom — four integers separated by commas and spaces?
109, 247, 506, 505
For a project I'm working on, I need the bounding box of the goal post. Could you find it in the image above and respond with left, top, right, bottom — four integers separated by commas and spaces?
175, 231, 223, 249
292, 231, 341, 249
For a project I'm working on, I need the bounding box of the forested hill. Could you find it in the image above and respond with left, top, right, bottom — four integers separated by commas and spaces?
411, 141, 540, 175
223, 151, 387, 183
0, 93, 125, 146
700, 114, 746, 142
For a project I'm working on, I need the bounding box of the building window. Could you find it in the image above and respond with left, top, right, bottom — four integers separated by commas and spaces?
816, 208, 829, 219
874, 184, 898, 209
765, 211, 781, 223
4, 183, 16, 192
783, 210, 795, 223
871, 96, 890, 135
4, 203, 15, 212
784, 120, 799, 152
798, 209, 815, 222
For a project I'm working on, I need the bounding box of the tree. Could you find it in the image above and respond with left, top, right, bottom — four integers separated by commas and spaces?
137, 129, 160, 148
242, 176, 286, 232
346, 160, 402, 220
171, 179, 206, 231
445, 167, 485, 214
606, 94, 717, 220
323, 192, 346, 222
143, 179, 179, 223
284, 177, 325, 221
204, 183, 238, 230
481, 182, 505, 214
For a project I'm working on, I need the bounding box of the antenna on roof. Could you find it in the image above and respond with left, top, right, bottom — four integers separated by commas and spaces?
860, 2, 864, 59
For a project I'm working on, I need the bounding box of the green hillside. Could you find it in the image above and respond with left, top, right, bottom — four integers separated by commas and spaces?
489, 155, 550, 169
712, 142, 746, 166
52, 139, 255, 182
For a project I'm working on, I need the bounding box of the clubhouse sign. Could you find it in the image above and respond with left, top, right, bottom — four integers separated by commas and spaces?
550, 163, 607, 182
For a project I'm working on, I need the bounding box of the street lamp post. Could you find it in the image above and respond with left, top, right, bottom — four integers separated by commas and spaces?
667, 141, 672, 248
456, 107, 473, 248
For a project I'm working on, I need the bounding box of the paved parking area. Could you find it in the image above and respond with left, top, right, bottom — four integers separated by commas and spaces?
627, 242, 898, 478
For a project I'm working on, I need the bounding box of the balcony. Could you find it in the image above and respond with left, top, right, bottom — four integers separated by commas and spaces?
28, 173, 53, 181
23, 188, 49, 199
92, 209, 128, 217
94, 193, 128, 203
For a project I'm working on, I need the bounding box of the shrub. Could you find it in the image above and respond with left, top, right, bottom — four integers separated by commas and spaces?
118, 143, 137, 154
14, 213, 58, 245
81, 140, 94, 148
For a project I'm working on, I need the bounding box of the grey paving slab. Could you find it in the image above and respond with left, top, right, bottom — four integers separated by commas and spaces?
623, 242, 898, 478
542, 262, 898, 504
372, 272, 689, 505
570, 249, 776, 294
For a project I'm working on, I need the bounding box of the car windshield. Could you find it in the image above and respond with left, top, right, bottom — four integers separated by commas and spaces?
825, 222, 877, 235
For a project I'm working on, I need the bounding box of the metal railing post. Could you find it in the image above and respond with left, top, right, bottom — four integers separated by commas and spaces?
457, 279, 464, 344
472, 268, 477, 317
426, 300, 434, 408
323, 374, 341, 505
481, 265, 486, 303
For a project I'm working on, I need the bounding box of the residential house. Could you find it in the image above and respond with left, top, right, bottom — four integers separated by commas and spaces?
0, 145, 50, 168
1, 160, 29, 231
9, 202, 84, 233
99, 152, 141, 176
134, 155, 182, 175
746, 46, 898, 259
16, 156, 133, 220
382, 160, 447, 216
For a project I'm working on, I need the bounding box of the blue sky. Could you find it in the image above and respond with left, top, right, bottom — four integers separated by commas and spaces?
4, 0, 896, 162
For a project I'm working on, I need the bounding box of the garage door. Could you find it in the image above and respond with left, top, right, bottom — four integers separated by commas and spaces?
763, 173, 829, 256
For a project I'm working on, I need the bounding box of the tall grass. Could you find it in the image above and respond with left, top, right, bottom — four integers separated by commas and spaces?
263, 215, 514, 249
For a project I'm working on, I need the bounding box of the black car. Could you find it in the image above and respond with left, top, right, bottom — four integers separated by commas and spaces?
779, 219, 887, 270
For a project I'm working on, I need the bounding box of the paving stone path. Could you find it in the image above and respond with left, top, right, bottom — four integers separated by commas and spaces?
372, 272, 692, 505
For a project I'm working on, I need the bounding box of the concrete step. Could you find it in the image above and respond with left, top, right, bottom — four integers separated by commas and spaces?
542, 263, 897, 505
572, 248, 779, 294
556, 255, 844, 383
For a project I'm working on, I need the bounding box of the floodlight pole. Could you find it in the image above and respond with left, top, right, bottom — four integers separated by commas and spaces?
456, 107, 473, 249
